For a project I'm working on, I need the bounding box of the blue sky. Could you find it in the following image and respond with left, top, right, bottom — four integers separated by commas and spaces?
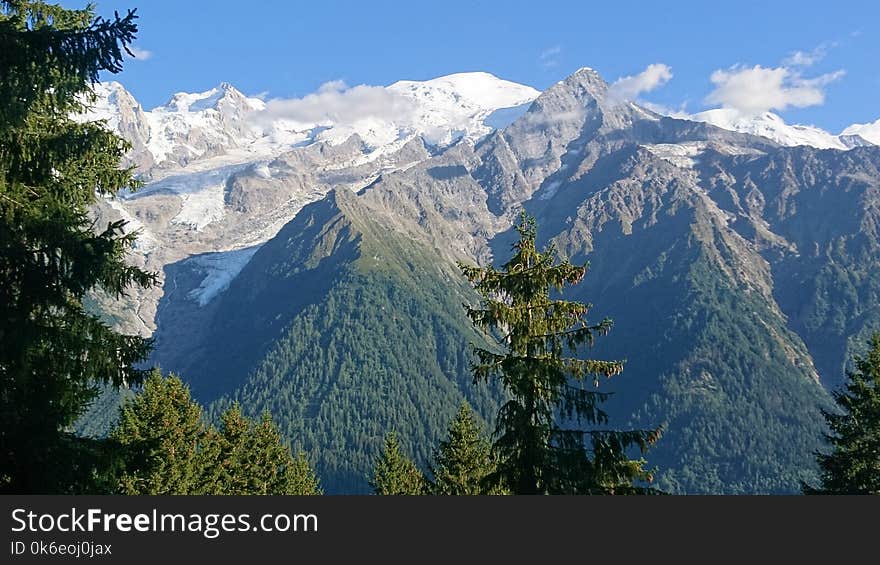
74, 0, 877, 132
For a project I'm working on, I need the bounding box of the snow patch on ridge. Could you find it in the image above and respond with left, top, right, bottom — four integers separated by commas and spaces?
172, 183, 226, 230
129, 161, 252, 231
842, 118, 880, 146
689, 108, 849, 149
643, 142, 707, 169
186, 245, 262, 306
538, 180, 562, 200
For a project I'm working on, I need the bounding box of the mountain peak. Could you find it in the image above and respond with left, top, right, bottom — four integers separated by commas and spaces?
94, 80, 128, 94
520, 65, 638, 133
389, 72, 539, 112
572, 66, 599, 76
690, 108, 847, 149
548, 66, 610, 104
156, 82, 257, 113
75, 81, 145, 134
841, 118, 880, 145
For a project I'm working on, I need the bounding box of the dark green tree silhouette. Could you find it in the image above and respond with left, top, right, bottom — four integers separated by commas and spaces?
370, 432, 427, 495
804, 333, 880, 495
430, 403, 497, 495
208, 404, 321, 495
0, 1, 153, 493
111, 372, 321, 494
459, 212, 660, 494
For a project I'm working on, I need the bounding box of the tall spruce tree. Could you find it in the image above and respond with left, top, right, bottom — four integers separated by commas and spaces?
0, 1, 154, 492
370, 432, 427, 495
459, 212, 660, 494
430, 403, 496, 495
804, 333, 880, 495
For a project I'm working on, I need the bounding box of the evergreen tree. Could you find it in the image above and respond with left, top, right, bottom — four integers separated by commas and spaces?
430, 403, 496, 495
0, 1, 154, 493
285, 450, 324, 496
804, 333, 880, 495
370, 432, 427, 495
208, 404, 321, 495
111, 372, 322, 494
459, 212, 660, 494
111, 371, 210, 495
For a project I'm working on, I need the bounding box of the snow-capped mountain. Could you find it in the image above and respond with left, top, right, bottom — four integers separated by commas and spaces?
81, 73, 540, 178
259, 72, 540, 157
841, 118, 880, 146
82, 72, 541, 332
387, 72, 540, 144
689, 108, 877, 150
146, 82, 267, 165
691, 108, 844, 149
81, 72, 542, 241
79, 82, 155, 169
77, 81, 270, 173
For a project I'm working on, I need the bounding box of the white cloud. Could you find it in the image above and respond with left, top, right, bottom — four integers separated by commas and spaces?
127, 46, 153, 61
784, 50, 820, 67
539, 45, 562, 69
257, 80, 418, 126
540, 46, 562, 59
783, 42, 836, 67
607, 63, 673, 103
705, 65, 845, 116
317, 79, 348, 94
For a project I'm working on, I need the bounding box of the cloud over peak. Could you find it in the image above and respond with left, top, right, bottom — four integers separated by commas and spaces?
705, 65, 845, 116
607, 63, 673, 103
260, 80, 417, 126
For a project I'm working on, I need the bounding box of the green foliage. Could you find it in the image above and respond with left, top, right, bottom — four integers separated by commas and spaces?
617, 244, 830, 494
208, 405, 322, 495
0, 1, 136, 126
429, 403, 498, 495
112, 370, 212, 494
216, 270, 498, 493
460, 212, 660, 494
190, 202, 502, 493
0, 1, 155, 493
370, 432, 427, 495
111, 371, 320, 495
804, 334, 880, 494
